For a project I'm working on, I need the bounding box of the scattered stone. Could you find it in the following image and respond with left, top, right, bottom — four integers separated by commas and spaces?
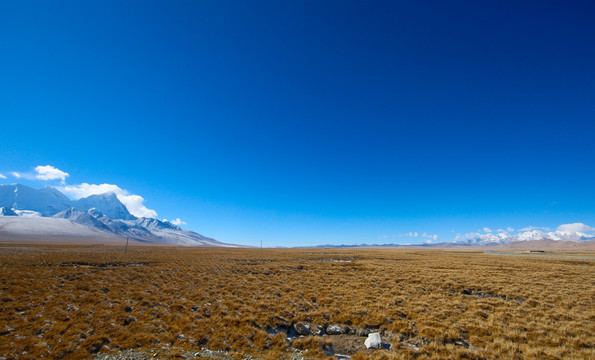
123, 316, 137, 326
322, 342, 334, 355
313, 324, 326, 335
455, 339, 470, 348
326, 325, 343, 335
89, 338, 110, 354
355, 327, 371, 336
294, 322, 311, 336
124, 306, 134, 312
364, 332, 382, 349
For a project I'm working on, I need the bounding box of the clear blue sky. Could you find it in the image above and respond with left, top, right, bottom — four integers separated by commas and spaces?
1, 1, 594, 246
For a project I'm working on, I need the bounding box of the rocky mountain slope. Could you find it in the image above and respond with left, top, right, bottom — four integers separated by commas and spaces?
0, 183, 232, 246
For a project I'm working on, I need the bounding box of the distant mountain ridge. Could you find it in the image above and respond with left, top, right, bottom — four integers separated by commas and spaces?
0, 183, 134, 219
454, 229, 595, 245
74, 192, 136, 220
0, 183, 233, 246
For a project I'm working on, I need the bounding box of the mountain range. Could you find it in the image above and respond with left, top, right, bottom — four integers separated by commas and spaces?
0, 183, 593, 249
454, 229, 595, 245
0, 183, 233, 246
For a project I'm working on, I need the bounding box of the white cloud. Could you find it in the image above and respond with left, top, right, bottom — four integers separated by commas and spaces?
399, 232, 418, 238
164, 218, 186, 226
0, 173, 6, 179
396, 232, 437, 241
34, 165, 69, 183
121, 194, 158, 218
421, 232, 439, 241
507, 227, 515, 232
557, 223, 595, 233
519, 225, 550, 232
7, 165, 69, 183
58, 183, 157, 219
483, 227, 493, 233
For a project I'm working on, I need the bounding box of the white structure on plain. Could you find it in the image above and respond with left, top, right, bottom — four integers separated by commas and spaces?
364, 332, 382, 349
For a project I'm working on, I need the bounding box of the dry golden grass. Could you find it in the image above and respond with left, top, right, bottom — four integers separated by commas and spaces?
0, 245, 593, 359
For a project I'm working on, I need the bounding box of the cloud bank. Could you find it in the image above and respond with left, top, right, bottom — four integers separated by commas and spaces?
34, 165, 69, 182
9, 165, 70, 183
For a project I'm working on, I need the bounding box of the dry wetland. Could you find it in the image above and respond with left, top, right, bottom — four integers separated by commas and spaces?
0, 244, 593, 359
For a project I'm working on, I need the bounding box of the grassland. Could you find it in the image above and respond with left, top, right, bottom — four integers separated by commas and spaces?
0, 245, 593, 359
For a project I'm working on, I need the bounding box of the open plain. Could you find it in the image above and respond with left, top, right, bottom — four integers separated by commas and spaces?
0, 245, 593, 359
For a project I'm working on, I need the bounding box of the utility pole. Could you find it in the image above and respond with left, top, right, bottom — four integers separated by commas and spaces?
125, 236, 129, 254
260, 239, 263, 254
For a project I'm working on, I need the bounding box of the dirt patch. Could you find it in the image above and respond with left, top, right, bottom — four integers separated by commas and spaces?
329, 334, 391, 356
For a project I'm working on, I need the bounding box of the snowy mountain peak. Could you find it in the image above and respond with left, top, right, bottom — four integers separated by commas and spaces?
0, 184, 136, 220
0, 183, 233, 246
0, 183, 72, 216
456, 228, 595, 245
87, 207, 105, 218
0, 207, 17, 216
74, 192, 135, 220
136, 217, 180, 231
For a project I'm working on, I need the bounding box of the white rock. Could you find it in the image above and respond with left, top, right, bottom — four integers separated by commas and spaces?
364, 332, 382, 349
326, 325, 342, 335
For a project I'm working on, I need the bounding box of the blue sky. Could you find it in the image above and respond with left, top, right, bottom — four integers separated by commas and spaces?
1, 1, 594, 246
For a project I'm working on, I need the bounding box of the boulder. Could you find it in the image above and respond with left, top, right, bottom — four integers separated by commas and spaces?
294, 322, 311, 336
326, 325, 342, 335
313, 324, 325, 335
364, 332, 382, 349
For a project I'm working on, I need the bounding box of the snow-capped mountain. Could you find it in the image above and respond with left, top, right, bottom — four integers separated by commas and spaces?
0, 183, 234, 246
53, 208, 115, 233
51, 207, 229, 246
0, 207, 17, 216
73, 192, 135, 220
0, 183, 134, 219
456, 229, 595, 245
0, 183, 72, 216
